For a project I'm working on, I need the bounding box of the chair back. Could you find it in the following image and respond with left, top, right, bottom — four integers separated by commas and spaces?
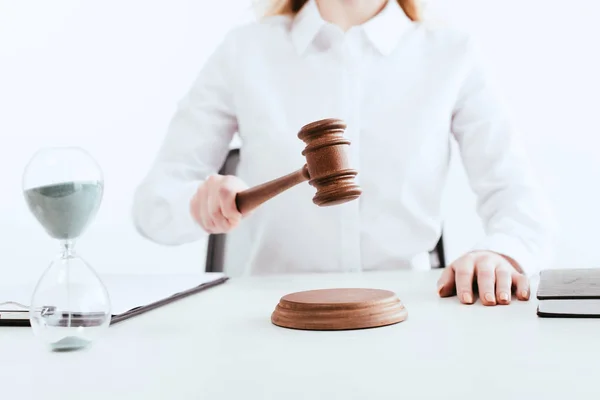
204, 149, 240, 273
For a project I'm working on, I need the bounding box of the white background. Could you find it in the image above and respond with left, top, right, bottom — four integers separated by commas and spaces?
1, 0, 598, 283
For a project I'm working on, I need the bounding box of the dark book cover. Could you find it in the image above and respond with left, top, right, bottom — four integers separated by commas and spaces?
537, 268, 600, 318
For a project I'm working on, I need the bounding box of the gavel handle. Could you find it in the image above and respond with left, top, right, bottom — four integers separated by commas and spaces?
235, 165, 310, 215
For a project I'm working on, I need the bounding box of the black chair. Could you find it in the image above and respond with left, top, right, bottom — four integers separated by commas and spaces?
204, 148, 446, 272
204, 148, 241, 273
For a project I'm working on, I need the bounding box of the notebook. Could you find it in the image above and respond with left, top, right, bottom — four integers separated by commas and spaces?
537, 268, 600, 317
0, 272, 228, 326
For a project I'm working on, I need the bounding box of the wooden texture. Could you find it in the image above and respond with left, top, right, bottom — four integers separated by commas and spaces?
234, 118, 362, 215
271, 288, 408, 330
235, 166, 309, 215
298, 118, 362, 207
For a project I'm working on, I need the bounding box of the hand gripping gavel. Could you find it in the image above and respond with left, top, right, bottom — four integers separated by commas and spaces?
235, 118, 362, 215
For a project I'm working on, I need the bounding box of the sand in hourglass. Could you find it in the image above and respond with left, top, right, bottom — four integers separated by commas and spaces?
24, 181, 103, 240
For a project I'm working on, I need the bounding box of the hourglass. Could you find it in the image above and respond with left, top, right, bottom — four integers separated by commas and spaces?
22, 147, 111, 351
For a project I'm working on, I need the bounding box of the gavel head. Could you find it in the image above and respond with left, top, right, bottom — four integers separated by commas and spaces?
297, 118, 362, 207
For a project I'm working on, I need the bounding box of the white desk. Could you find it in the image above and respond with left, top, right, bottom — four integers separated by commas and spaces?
1, 270, 598, 399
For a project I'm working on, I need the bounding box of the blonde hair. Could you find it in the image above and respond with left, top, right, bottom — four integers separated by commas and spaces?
262, 0, 422, 22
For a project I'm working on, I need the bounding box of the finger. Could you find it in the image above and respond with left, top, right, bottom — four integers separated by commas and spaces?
219, 177, 244, 223
204, 175, 225, 232
193, 184, 214, 233
512, 271, 530, 301
190, 186, 204, 227
207, 185, 229, 233
209, 198, 228, 232
436, 267, 455, 298
476, 256, 497, 306
199, 200, 215, 233
452, 255, 476, 304
495, 264, 512, 305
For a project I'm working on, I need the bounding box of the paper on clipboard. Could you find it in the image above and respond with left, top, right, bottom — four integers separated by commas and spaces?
0, 272, 227, 324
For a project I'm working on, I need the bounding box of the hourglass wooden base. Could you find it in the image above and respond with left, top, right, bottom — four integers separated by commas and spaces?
271, 288, 408, 331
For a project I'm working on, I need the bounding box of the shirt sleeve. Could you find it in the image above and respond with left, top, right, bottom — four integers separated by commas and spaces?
450, 37, 556, 276
132, 32, 238, 245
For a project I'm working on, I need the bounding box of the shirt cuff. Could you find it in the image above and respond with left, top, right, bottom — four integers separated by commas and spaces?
472, 233, 539, 277
133, 180, 207, 245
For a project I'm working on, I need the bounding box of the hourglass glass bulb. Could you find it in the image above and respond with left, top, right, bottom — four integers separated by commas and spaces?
22, 147, 111, 351
30, 243, 111, 351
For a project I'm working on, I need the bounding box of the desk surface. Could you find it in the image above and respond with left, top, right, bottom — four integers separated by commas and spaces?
1, 270, 597, 399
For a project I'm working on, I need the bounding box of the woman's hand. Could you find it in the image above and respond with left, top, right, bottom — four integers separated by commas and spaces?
437, 251, 530, 305
190, 174, 248, 234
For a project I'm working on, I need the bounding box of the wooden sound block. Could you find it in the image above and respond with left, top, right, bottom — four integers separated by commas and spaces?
271, 288, 407, 331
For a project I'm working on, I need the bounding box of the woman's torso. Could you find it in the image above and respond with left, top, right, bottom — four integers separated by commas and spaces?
222, 3, 475, 276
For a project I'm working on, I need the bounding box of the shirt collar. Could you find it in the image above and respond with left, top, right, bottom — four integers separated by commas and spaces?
362, 0, 413, 55
290, 0, 413, 56
290, 0, 325, 55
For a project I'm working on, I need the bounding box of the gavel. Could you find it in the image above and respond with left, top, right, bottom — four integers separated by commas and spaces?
235, 118, 362, 215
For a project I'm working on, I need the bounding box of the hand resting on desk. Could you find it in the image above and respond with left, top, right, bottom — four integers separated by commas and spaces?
437, 251, 530, 307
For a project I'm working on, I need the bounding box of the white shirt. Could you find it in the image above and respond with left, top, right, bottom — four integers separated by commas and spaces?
132, 0, 554, 276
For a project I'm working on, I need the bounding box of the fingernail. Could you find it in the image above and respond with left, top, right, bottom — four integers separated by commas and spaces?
437, 284, 444, 295
462, 293, 473, 304
484, 293, 495, 303
499, 292, 509, 302
521, 290, 529, 299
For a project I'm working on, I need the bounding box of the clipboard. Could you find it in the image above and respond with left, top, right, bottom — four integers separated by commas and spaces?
0, 273, 229, 327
